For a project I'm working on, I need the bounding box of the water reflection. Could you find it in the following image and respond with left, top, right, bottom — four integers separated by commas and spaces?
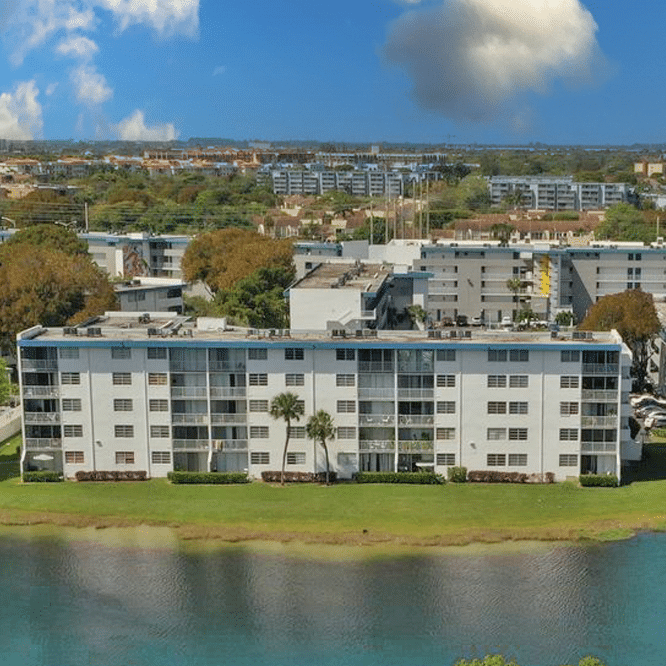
0, 529, 664, 666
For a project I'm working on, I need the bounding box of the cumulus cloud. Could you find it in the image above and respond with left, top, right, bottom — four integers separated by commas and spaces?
383, 0, 609, 125
0, 80, 43, 140
56, 34, 99, 59
71, 64, 113, 105
115, 109, 179, 141
97, 0, 199, 37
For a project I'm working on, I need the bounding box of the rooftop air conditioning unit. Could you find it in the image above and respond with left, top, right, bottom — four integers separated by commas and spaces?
86, 327, 102, 337
63, 327, 77, 336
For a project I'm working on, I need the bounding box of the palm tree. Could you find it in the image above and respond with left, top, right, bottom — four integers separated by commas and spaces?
270, 392, 305, 486
306, 410, 336, 485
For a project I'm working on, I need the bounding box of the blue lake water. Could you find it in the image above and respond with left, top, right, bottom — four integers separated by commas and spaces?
1, 528, 665, 666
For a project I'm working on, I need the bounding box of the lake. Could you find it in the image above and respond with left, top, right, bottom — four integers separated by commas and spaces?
1, 527, 664, 666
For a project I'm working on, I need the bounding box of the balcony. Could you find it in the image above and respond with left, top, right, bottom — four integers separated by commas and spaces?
358, 414, 394, 426
357, 388, 394, 400
581, 390, 618, 402
21, 359, 58, 371
171, 414, 209, 425
209, 387, 247, 398
210, 414, 247, 425
581, 416, 617, 427
173, 439, 209, 450
358, 362, 394, 373
397, 389, 434, 400
170, 387, 207, 398
22, 387, 59, 398
359, 440, 395, 451
208, 361, 246, 372
580, 442, 616, 453
24, 413, 60, 424
398, 440, 434, 452
582, 364, 619, 375
398, 415, 434, 426
25, 438, 62, 450
216, 440, 248, 451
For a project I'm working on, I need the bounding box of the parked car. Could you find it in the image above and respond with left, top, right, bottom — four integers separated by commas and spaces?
501, 316, 513, 327
470, 316, 483, 327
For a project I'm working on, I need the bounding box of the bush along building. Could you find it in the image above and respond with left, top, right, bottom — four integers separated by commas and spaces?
18, 312, 636, 481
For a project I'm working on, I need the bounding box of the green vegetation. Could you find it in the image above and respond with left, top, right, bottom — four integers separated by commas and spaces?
0, 434, 20, 482
454, 657, 605, 666
354, 472, 443, 484
447, 466, 468, 483
270, 392, 305, 486
167, 472, 250, 485
22, 471, 63, 483
579, 474, 619, 488
594, 202, 654, 243
306, 410, 336, 485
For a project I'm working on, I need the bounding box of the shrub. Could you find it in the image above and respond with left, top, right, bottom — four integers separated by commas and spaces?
74, 470, 147, 482
168, 471, 250, 484
579, 474, 619, 488
22, 471, 62, 483
447, 466, 468, 483
260, 471, 337, 483
353, 472, 443, 485
468, 470, 527, 483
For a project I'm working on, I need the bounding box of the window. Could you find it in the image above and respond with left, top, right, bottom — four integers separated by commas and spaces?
250, 451, 270, 465
559, 454, 578, 466
113, 398, 133, 412
288, 426, 306, 439
509, 402, 528, 415
487, 375, 507, 388
62, 398, 81, 411
508, 454, 528, 466
250, 426, 269, 438
151, 451, 171, 464
249, 373, 268, 386
114, 425, 134, 437
436, 349, 456, 362
287, 452, 306, 464
150, 425, 170, 438
437, 374, 456, 387
436, 427, 455, 440
115, 451, 135, 464
337, 452, 357, 466
148, 372, 168, 385
112, 372, 132, 385
487, 401, 506, 414
509, 428, 528, 440
437, 401, 456, 414
560, 402, 579, 416
337, 427, 356, 439
559, 428, 578, 441
249, 400, 268, 412
149, 399, 168, 412
436, 453, 456, 466
111, 347, 131, 359
64, 451, 84, 464
336, 374, 355, 387
63, 425, 83, 437
285, 373, 304, 386
488, 349, 507, 362
509, 349, 529, 362
560, 375, 579, 389
509, 375, 528, 388
59, 348, 79, 359
61, 372, 80, 385
147, 348, 167, 360
561, 350, 580, 363
336, 349, 355, 361
487, 428, 506, 440
337, 400, 356, 413
285, 348, 304, 360
487, 454, 506, 466
248, 348, 267, 360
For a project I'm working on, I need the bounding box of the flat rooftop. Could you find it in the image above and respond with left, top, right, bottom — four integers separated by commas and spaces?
291, 262, 390, 292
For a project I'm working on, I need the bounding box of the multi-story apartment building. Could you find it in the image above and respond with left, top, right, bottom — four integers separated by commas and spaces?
489, 177, 632, 210
18, 313, 635, 481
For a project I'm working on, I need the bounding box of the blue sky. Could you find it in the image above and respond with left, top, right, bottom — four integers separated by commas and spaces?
0, 0, 664, 145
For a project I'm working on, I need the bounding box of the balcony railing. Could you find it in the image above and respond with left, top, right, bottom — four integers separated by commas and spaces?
210, 414, 247, 425
582, 364, 619, 375
359, 440, 395, 451
581, 416, 618, 427
397, 389, 434, 400
21, 359, 58, 370
173, 439, 209, 450
24, 438, 62, 450
581, 390, 618, 402
22, 387, 59, 398
23, 413, 60, 424
171, 414, 208, 425
358, 362, 394, 373
209, 361, 246, 372
170, 387, 207, 398
580, 442, 617, 453
216, 440, 248, 451
358, 414, 394, 426
357, 388, 394, 399
398, 440, 434, 452
209, 387, 247, 398
398, 415, 434, 426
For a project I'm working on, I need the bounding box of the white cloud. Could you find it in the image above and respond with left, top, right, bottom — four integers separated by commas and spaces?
0, 81, 43, 140
383, 0, 609, 125
115, 109, 179, 141
45, 83, 59, 96
97, 0, 199, 37
56, 34, 99, 59
71, 64, 113, 105
212, 65, 226, 76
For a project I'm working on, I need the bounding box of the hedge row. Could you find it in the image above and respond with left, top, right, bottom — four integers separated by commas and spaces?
22, 471, 62, 483
447, 466, 468, 483
468, 471, 555, 484
353, 472, 443, 485
167, 471, 250, 484
579, 474, 619, 488
75, 471, 147, 482
261, 471, 338, 483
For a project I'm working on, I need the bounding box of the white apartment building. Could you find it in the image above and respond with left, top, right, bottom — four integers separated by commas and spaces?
18, 313, 636, 482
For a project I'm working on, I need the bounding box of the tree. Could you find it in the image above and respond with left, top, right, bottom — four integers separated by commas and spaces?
595, 203, 653, 243
555, 311, 575, 327
506, 278, 523, 318
579, 290, 661, 391
6, 224, 88, 255
306, 410, 336, 485
269, 392, 305, 486
407, 304, 429, 330
0, 359, 15, 405
490, 223, 515, 245
454, 658, 605, 666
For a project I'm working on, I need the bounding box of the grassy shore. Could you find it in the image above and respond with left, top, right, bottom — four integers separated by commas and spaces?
2, 437, 666, 546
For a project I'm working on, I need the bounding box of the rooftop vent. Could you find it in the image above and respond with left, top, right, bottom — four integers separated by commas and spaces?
86, 327, 102, 337
63, 327, 78, 336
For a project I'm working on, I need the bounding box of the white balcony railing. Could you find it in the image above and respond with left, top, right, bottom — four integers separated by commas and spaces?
397, 389, 434, 400
357, 388, 394, 399
24, 438, 62, 450
582, 364, 619, 375
21, 359, 58, 370
170, 387, 207, 398
358, 414, 394, 426
172, 439, 209, 450
398, 440, 434, 452
216, 440, 248, 451
171, 414, 208, 425
358, 362, 394, 373
209, 387, 247, 398
580, 416, 617, 427
580, 442, 617, 453
581, 390, 618, 402
24, 413, 60, 424
359, 440, 395, 451
398, 415, 434, 426
210, 414, 247, 425
22, 387, 59, 398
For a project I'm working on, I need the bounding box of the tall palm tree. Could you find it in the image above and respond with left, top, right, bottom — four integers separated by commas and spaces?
306, 410, 335, 485
269, 392, 305, 486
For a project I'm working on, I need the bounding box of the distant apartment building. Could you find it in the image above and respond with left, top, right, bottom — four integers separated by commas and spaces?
113, 278, 185, 314
489, 176, 632, 211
